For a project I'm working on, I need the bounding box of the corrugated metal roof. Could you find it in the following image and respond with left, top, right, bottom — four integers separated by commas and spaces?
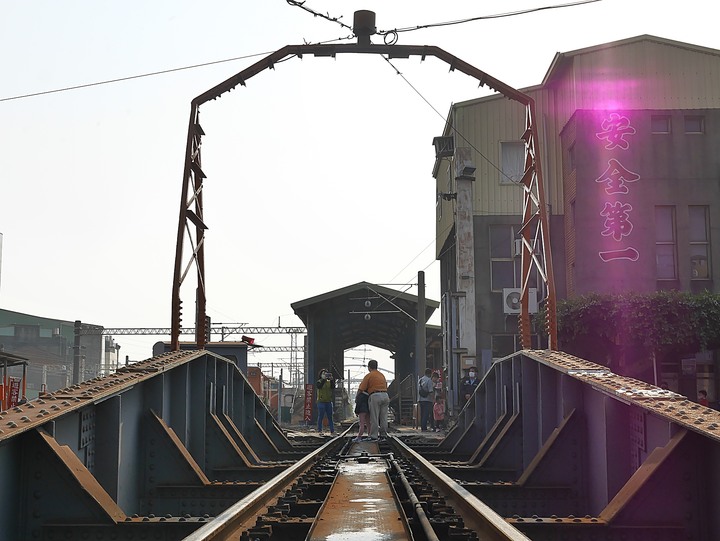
542, 34, 720, 86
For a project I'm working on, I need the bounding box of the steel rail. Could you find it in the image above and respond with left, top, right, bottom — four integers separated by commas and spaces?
389, 456, 440, 541
393, 437, 533, 541
181, 428, 352, 541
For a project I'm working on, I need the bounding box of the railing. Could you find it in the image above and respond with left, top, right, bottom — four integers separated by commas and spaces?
389, 373, 417, 425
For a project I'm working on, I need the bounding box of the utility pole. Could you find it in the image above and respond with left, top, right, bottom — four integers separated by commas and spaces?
278, 369, 283, 424
416, 271, 427, 375
73, 320, 81, 385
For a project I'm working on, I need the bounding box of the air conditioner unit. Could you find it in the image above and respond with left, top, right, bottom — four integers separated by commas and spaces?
514, 239, 541, 257
503, 288, 538, 315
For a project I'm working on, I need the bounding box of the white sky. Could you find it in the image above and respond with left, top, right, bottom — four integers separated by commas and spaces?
1, 0, 717, 380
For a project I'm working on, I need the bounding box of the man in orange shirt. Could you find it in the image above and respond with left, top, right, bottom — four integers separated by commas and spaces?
358, 359, 389, 441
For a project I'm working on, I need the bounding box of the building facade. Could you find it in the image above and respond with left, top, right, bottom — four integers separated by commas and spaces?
0, 309, 105, 398
434, 35, 720, 409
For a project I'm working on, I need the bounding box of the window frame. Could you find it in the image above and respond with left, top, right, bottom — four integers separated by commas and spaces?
655, 205, 678, 280
689, 205, 711, 280
684, 115, 705, 134
651, 114, 671, 134
489, 225, 516, 292
499, 140, 525, 185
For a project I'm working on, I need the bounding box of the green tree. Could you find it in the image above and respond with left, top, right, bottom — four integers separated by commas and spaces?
537, 291, 720, 381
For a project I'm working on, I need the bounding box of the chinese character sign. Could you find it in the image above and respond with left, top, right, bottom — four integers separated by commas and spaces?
596, 112, 637, 150
303, 383, 314, 422
8, 378, 20, 408
594, 112, 640, 263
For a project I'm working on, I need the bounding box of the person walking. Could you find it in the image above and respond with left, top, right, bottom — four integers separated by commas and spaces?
418, 368, 434, 432
316, 369, 336, 435
358, 359, 389, 441
354, 389, 370, 442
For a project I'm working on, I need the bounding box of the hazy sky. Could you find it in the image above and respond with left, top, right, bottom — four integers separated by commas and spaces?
1, 0, 717, 379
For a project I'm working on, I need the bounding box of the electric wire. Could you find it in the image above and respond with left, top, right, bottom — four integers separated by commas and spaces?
381, 55, 517, 184
3, 0, 602, 103
0, 36, 352, 103
376, 0, 602, 36
285, 0, 354, 32
0, 52, 274, 103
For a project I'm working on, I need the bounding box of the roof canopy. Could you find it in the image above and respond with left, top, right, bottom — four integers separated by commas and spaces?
0, 351, 29, 367
291, 281, 439, 353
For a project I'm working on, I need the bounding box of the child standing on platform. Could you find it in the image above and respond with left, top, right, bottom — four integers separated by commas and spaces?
433, 396, 446, 432
354, 390, 370, 442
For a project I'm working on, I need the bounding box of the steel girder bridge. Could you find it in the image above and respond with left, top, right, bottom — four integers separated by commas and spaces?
3, 20, 714, 540
1, 348, 719, 539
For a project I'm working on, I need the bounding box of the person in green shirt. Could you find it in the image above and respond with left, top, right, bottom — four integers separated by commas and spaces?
316, 368, 336, 435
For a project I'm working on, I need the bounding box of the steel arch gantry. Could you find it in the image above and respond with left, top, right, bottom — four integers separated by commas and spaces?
170, 40, 558, 353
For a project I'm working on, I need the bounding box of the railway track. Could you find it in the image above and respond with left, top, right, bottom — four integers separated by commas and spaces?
184, 429, 530, 541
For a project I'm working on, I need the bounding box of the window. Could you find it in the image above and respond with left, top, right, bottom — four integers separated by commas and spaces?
568, 143, 576, 172
13, 325, 40, 341
655, 206, 677, 279
500, 141, 525, 184
490, 225, 515, 290
689, 206, 711, 279
490, 225, 538, 291
651, 115, 671, 134
684, 115, 704, 134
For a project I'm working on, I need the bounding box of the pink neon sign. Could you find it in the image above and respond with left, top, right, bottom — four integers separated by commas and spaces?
594, 113, 640, 263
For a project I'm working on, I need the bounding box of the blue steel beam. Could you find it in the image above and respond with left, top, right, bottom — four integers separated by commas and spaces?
414, 350, 719, 539
4, 345, 718, 539
0, 349, 316, 540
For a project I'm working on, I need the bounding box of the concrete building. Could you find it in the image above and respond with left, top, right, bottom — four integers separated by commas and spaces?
434, 35, 720, 404
0, 309, 104, 397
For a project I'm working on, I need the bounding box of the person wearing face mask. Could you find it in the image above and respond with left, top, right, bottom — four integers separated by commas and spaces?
460, 367, 479, 406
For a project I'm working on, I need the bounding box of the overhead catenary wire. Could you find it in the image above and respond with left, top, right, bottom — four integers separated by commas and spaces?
375, 0, 602, 36
0, 37, 350, 103
2, 0, 603, 103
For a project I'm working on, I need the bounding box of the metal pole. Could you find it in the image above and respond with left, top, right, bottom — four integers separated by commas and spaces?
278, 369, 283, 424
73, 320, 81, 385
1, 359, 6, 410
416, 271, 427, 374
